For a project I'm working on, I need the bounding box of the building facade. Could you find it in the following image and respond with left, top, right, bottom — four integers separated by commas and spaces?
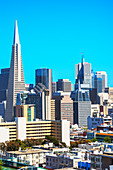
14, 104, 35, 121
0, 68, 10, 102
75, 55, 92, 88
94, 71, 107, 94
35, 68, 52, 99
53, 92, 73, 125
71, 89, 91, 127
0, 118, 70, 146
57, 79, 72, 92
5, 20, 25, 121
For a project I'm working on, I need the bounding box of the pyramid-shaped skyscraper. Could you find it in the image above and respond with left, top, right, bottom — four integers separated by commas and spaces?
5, 20, 25, 121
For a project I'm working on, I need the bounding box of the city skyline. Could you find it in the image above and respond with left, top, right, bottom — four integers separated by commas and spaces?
0, 0, 113, 86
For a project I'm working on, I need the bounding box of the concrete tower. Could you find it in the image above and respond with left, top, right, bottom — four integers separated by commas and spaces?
5, 21, 25, 121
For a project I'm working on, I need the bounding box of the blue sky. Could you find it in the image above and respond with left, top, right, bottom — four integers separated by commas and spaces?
0, 0, 113, 86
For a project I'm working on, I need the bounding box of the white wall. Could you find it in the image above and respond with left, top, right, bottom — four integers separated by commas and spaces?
61, 120, 70, 146
15, 117, 26, 140
0, 127, 9, 142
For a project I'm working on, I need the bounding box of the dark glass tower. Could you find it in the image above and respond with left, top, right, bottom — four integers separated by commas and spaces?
35, 68, 52, 98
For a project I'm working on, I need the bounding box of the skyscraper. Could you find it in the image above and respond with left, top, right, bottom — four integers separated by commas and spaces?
0, 68, 10, 102
57, 79, 72, 92
35, 68, 52, 98
5, 21, 25, 121
71, 88, 91, 127
94, 71, 107, 94
53, 91, 73, 125
75, 55, 92, 89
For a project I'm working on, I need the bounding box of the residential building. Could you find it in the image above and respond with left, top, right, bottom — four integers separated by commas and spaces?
5, 20, 25, 121
0, 117, 70, 146
103, 116, 112, 125
91, 104, 100, 117
91, 151, 113, 170
87, 131, 96, 140
96, 132, 113, 142
6, 149, 51, 166
46, 155, 73, 169
87, 116, 103, 130
0, 127, 9, 143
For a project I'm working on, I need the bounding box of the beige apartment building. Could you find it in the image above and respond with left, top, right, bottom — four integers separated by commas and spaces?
0, 118, 70, 146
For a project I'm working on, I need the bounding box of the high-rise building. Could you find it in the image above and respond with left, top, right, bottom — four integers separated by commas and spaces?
57, 79, 72, 92
105, 87, 113, 101
35, 68, 52, 99
0, 68, 10, 102
14, 104, 35, 121
71, 88, 91, 127
52, 82, 57, 94
94, 71, 107, 94
75, 55, 92, 89
53, 92, 73, 125
5, 21, 25, 121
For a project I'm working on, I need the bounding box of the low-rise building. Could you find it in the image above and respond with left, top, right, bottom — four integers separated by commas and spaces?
96, 132, 113, 142
0, 118, 70, 146
46, 155, 73, 169
91, 151, 113, 170
87, 116, 103, 130
6, 149, 51, 166
87, 131, 96, 140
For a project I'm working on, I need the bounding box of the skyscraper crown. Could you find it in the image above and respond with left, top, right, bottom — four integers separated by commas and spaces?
13, 20, 20, 45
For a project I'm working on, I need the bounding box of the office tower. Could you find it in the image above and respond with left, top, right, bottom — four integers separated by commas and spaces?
53, 92, 73, 125
105, 87, 113, 101
52, 82, 57, 94
89, 88, 97, 104
5, 21, 25, 121
94, 71, 107, 94
35, 68, 52, 99
91, 70, 95, 88
50, 99, 55, 120
0, 68, 10, 102
0, 101, 6, 120
14, 104, 35, 121
57, 79, 72, 92
26, 92, 42, 119
34, 83, 51, 120
26, 84, 53, 120
71, 88, 91, 127
75, 55, 92, 88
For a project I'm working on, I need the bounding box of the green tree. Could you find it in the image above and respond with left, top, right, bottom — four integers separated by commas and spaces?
7, 141, 20, 151
0, 159, 3, 170
104, 137, 111, 143
91, 138, 97, 142
45, 135, 59, 146
61, 142, 67, 147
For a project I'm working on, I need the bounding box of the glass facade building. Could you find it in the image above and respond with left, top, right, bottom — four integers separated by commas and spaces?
35, 68, 52, 99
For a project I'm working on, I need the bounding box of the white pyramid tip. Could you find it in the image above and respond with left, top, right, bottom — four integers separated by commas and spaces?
13, 20, 20, 45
